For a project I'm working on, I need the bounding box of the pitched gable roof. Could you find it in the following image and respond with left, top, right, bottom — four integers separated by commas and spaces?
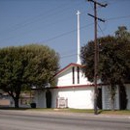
55, 63, 83, 77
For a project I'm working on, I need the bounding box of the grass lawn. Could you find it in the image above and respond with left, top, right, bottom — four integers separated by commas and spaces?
98, 110, 130, 115
26, 108, 130, 115
20, 108, 130, 115
0, 107, 130, 115
51, 109, 130, 115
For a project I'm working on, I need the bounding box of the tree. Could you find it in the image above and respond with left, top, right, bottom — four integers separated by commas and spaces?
115, 26, 130, 110
99, 36, 130, 110
115, 26, 130, 41
0, 44, 59, 108
81, 26, 130, 110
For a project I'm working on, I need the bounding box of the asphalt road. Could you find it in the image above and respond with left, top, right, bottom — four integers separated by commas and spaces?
0, 110, 130, 130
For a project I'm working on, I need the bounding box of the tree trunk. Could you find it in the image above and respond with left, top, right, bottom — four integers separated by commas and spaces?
14, 90, 20, 108
14, 97, 19, 108
7, 85, 21, 108
14, 85, 21, 108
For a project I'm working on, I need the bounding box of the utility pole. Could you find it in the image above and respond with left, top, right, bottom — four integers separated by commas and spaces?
87, 0, 107, 115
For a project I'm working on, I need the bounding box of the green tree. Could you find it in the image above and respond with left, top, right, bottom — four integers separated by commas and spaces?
81, 27, 130, 110
115, 26, 130, 41
0, 44, 59, 108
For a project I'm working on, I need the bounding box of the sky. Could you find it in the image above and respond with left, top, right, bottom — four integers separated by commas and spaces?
0, 0, 130, 69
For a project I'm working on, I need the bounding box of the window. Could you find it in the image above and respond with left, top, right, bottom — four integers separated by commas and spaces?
72, 67, 75, 84
77, 66, 80, 84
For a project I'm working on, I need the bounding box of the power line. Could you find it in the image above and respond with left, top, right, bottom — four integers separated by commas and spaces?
0, 1, 70, 34
98, 23, 105, 36
60, 53, 77, 59
106, 15, 130, 21
0, 21, 94, 45
0, 0, 83, 36
1, 13, 129, 46
94, 14, 130, 39
1, 0, 129, 45
39, 23, 94, 44
0, 1, 86, 44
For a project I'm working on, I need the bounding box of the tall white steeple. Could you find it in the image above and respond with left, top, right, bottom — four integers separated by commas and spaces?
76, 10, 81, 64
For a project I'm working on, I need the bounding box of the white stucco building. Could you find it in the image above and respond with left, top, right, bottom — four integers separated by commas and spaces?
33, 63, 130, 110
34, 63, 94, 109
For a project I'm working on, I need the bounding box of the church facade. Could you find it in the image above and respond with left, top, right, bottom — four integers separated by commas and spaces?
33, 63, 130, 110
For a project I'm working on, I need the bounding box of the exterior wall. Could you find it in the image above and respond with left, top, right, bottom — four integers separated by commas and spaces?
34, 86, 94, 109
34, 85, 130, 110
34, 90, 46, 108
56, 87, 94, 109
102, 85, 119, 110
102, 84, 130, 110
56, 69, 72, 86
56, 66, 92, 87
126, 84, 130, 109
51, 89, 58, 108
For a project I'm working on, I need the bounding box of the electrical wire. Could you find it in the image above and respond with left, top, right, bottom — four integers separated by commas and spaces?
39, 23, 94, 44
98, 23, 105, 37
0, 0, 83, 36
60, 53, 77, 59
0, 1, 86, 43
106, 15, 130, 21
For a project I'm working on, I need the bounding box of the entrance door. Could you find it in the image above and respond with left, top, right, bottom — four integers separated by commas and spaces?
45, 90, 52, 108
97, 88, 102, 109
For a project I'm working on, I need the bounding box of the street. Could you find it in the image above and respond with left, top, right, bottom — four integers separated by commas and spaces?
0, 110, 129, 130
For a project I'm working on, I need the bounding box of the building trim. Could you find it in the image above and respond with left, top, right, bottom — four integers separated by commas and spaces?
32, 83, 126, 91
54, 63, 84, 77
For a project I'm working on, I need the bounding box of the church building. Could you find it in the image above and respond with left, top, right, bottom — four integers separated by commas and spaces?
33, 11, 130, 110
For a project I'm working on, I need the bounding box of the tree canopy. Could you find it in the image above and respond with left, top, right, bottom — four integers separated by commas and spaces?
81, 26, 130, 84
81, 26, 130, 110
0, 44, 59, 108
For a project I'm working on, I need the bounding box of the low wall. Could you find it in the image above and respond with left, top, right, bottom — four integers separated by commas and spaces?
0, 99, 10, 106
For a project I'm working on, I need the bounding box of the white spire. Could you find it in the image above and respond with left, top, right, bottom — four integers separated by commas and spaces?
76, 10, 81, 64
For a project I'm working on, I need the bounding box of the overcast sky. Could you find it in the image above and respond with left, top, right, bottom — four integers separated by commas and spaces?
0, 0, 130, 68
